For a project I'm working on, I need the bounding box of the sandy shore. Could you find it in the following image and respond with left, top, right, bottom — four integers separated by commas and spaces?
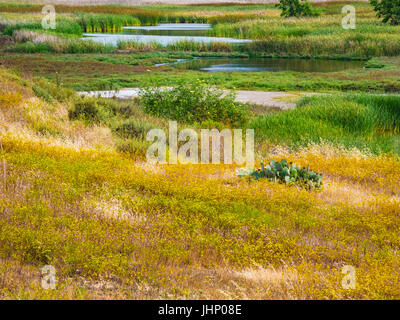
79, 88, 300, 109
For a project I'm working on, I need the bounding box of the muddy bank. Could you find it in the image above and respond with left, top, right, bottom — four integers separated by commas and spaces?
78, 88, 299, 109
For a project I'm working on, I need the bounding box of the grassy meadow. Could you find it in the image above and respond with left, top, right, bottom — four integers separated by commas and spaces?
0, 1, 400, 300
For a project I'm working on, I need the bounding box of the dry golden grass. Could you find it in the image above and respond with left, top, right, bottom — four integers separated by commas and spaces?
0, 66, 399, 300
0, 67, 115, 151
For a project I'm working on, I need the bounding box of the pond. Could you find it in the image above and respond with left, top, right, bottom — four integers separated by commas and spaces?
170, 57, 366, 73
82, 23, 251, 46
81, 23, 365, 73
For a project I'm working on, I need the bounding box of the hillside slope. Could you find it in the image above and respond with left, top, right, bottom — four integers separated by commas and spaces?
0, 67, 399, 299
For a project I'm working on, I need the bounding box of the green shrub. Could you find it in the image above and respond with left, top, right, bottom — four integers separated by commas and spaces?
68, 96, 116, 123
113, 118, 155, 139
239, 158, 323, 189
69, 97, 99, 122
34, 78, 75, 103
140, 81, 249, 127
116, 138, 150, 158
32, 85, 52, 103
277, 0, 321, 18
370, 0, 400, 25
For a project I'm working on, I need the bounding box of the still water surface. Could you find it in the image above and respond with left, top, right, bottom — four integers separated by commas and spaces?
171, 57, 365, 73
82, 23, 250, 46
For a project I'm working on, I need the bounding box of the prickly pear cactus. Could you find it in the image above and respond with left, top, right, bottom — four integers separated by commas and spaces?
238, 159, 323, 190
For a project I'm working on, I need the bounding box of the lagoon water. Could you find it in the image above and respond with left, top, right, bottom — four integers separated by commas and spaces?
171, 57, 365, 73
81, 23, 365, 73
82, 23, 251, 46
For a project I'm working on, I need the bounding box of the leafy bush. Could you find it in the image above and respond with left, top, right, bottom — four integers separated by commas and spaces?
69, 97, 99, 122
34, 78, 75, 103
140, 81, 249, 127
370, 0, 400, 25
113, 118, 155, 139
277, 0, 321, 18
32, 85, 52, 103
116, 137, 150, 158
68, 96, 116, 123
239, 159, 323, 189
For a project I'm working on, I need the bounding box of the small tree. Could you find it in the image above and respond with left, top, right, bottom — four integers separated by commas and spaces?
370, 0, 400, 25
277, 0, 320, 18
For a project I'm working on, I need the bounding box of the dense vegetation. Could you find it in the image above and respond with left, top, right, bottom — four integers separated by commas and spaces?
370, 0, 400, 25
277, 0, 320, 18
140, 82, 249, 127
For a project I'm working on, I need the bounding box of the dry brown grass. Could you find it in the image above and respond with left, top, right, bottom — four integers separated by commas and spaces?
13, 30, 59, 44
0, 67, 115, 151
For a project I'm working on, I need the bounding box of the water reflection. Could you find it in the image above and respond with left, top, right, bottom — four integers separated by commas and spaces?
173, 57, 365, 73
82, 23, 250, 46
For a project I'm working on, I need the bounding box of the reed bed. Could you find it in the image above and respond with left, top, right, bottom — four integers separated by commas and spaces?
247, 33, 400, 57
117, 39, 236, 52
167, 40, 235, 52
209, 16, 400, 39
76, 13, 140, 33
116, 39, 163, 51
5, 38, 115, 54
1, 17, 82, 36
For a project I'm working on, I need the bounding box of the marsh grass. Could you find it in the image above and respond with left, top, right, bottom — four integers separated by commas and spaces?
116, 39, 238, 52
2, 17, 82, 36
252, 94, 400, 153
76, 13, 140, 33
116, 40, 163, 51
208, 15, 400, 57
6, 38, 115, 53
167, 40, 235, 52
246, 33, 400, 58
